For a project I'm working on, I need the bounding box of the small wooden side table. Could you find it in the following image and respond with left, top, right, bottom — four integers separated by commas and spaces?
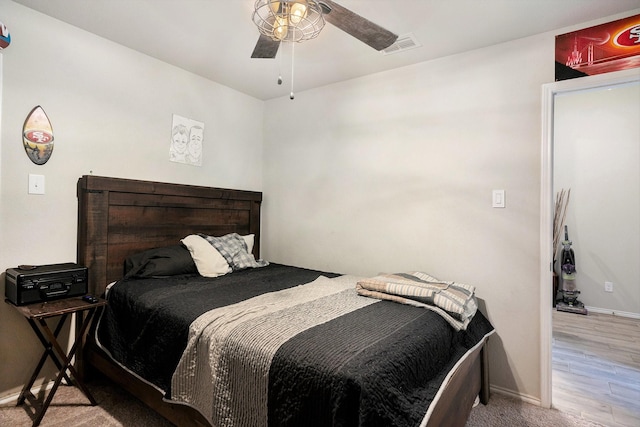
6, 296, 106, 427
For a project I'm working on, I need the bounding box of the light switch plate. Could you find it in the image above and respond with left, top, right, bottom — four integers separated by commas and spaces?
28, 174, 45, 195
492, 190, 505, 208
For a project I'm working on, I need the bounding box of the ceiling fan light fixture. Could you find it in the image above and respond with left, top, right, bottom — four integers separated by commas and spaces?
289, 2, 307, 24
274, 16, 289, 40
252, 0, 325, 43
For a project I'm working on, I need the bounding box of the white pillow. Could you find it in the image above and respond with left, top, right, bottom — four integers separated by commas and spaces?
242, 234, 255, 254
181, 234, 231, 277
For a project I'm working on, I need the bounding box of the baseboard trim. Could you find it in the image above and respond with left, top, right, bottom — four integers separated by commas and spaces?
585, 306, 640, 319
0, 381, 54, 406
490, 384, 541, 406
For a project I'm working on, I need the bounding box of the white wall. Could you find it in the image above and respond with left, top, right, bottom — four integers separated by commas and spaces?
554, 82, 640, 316
261, 12, 640, 401
0, 0, 264, 398
262, 32, 549, 400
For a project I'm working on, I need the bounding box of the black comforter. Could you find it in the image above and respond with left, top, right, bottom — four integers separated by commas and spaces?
97, 264, 494, 426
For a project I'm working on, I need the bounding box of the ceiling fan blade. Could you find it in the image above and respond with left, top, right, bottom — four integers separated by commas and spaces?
251, 34, 280, 58
319, 0, 398, 51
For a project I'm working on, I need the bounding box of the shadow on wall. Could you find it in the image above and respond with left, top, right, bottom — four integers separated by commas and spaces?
476, 298, 519, 396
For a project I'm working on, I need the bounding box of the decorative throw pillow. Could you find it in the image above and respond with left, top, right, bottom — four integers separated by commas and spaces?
181, 234, 232, 277
243, 234, 255, 255
199, 233, 268, 271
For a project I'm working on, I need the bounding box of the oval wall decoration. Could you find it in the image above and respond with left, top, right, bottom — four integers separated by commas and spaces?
23, 106, 55, 165
0, 20, 10, 50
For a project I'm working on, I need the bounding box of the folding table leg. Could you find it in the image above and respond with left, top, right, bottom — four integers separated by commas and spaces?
25, 309, 99, 427
39, 309, 98, 404
31, 353, 69, 427
17, 315, 72, 405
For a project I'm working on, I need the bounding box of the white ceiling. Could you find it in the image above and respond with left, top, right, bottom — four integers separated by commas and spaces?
11, 0, 640, 100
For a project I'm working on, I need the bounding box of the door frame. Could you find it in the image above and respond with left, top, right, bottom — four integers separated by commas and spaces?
539, 67, 640, 409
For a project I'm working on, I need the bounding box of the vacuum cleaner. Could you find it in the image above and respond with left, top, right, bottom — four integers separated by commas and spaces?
556, 225, 587, 315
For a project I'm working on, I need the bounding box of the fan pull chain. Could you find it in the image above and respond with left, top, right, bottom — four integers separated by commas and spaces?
290, 42, 295, 100
277, 42, 283, 85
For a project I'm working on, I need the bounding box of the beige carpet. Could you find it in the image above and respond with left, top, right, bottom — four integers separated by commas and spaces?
466, 394, 607, 427
0, 378, 172, 427
0, 378, 606, 427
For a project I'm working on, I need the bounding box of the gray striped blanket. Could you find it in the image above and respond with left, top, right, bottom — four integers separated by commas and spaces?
171, 275, 375, 427
356, 272, 477, 330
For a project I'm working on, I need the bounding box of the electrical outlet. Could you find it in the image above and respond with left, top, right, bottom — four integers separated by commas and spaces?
28, 174, 45, 195
604, 281, 613, 293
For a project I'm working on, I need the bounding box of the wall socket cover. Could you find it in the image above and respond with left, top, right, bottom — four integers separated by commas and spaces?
28, 174, 45, 195
604, 281, 613, 292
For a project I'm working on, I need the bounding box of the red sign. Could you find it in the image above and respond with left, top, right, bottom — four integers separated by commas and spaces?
556, 14, 640, 81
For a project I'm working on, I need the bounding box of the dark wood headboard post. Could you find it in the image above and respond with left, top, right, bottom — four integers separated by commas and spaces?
250, 200, 261, 261
77, 179, 109, 297
77, 175, 262, 297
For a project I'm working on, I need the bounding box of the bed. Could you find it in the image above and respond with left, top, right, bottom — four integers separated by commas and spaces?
76, 175, 495, 427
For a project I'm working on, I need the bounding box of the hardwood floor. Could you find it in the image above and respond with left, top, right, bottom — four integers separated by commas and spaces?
552, 310, 640, 427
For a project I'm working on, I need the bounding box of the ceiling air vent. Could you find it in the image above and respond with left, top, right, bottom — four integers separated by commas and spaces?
382, 33, 422, 55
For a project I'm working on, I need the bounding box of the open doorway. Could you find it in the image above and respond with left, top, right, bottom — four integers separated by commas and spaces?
540, 68, 640, 418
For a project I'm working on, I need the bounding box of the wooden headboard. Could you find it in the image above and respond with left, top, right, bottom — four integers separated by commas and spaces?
76, 175, 262, 296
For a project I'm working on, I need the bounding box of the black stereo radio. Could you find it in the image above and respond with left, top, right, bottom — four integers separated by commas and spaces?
5, 263, 88, 306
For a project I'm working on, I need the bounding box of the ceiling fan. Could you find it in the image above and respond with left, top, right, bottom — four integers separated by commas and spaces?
251, 0, 398, 58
